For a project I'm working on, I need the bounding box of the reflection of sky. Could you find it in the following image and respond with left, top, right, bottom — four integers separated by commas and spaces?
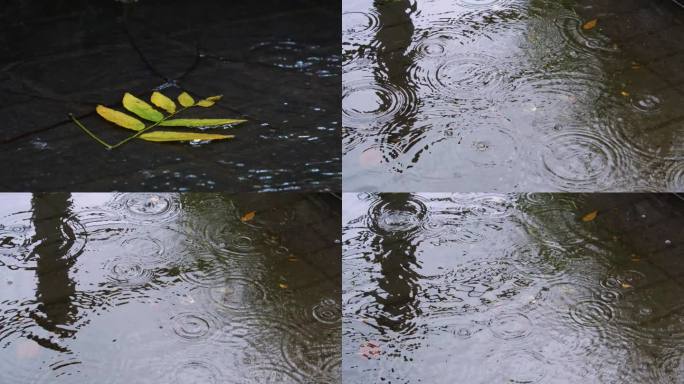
343, 193, 684, 383
343, 0, 684, 191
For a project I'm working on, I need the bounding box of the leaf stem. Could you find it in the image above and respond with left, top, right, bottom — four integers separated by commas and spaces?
69, 113, 113, 150
69, 106, 189, 150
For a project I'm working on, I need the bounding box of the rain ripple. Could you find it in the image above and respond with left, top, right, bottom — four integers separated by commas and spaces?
408, 52, 510, 101
109, 193, 181, 224
540, 130, 629, 191
0, 213, 86, 271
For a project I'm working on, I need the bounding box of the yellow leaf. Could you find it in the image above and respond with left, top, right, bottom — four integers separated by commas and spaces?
582, 19, 598, 30
160, 118, 247, 127
581, 210, 598, 222
621, 90, 630, 97
621, 283, 632, 289
96, 105, 145, 131
240, 211, 256, 222
150, 91, 176, 114
123, 93, 164, 122
196, 95, 223, 107
178, 92, 195, 107
287, 255, 299, 262
279, 283, 288, 289
139, 131, 234, 142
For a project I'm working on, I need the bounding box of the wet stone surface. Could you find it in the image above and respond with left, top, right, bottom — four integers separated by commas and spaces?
0, 0, 340, 192
0, 193, 341, 383
343, 193, 684, 383
343, 0, 684, 192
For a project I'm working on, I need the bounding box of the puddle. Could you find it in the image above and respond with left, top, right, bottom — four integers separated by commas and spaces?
343, 193, 684, 383
0, 193, 341, 383
343, 0, 684, 191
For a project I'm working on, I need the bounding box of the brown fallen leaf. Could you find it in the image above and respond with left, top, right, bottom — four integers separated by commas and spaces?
581, 210, 598, 222
279, 283, 288, 289
287, 255, 299, 262
240, 211, 256, 222
621, 90, 630, 97
359, 341, 382, 359
582, 18, 598, 30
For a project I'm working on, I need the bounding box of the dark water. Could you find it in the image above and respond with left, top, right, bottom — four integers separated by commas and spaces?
343, 193, 684, 383
0, 193, 341, 383
343, 0, 684, 192
0, 0, 340, 191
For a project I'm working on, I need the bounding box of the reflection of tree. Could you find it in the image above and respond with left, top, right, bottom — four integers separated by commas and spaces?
373, 0, 421, 164
29, 193, 77, 352
367, 193, 421, 334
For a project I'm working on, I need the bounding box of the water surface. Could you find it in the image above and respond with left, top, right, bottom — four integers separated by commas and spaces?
0, 193, 341, 383
343, 193, 684, 383
343, 0, 684, 191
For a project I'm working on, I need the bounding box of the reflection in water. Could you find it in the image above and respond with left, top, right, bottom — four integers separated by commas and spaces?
30, 193, 78, 352
366, 194, 422, 334
343, 193, 684, 383
0, 193, 340, 383
343, 0, 684, 191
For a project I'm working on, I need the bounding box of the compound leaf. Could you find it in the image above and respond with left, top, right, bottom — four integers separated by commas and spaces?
160, 118, 247, 127
139, 131, 234, 142
95, 105, 145, 131
150, 91, 176, 114
178, 92, 195, 107
197, 95, 223, 107
123, 93, 164, 122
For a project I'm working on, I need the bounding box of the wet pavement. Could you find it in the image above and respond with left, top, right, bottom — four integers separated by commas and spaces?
343, 0, 684, 192
0, 0, 340, 192
0, 193, 341, 383
343, 193, 684, 383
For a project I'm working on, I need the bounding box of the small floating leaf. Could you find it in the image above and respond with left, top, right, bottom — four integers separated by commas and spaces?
582, 18, 598, 30
196, 95, 223, 107
621, 282, 633, 289
150, 91, 176, 114
139, 131, 234, 142
278, 283, 288, 289
581, 210, 598, 222
160, 118, 247, 127
123, 93, 164, 122
621, 90, 630, 97
240, 211, 256, 222
178, 92, 195, 107
96, 105, 145, 131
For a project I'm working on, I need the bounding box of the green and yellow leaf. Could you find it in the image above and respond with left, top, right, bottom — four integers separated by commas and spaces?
95, 105, 145, 131
196, 95, 223, 107
123, 93, 164, 122
150, 91, 176, 114
139, 131, 234, 142
75, 90, 247, 149
178, 92, 195, 107
160, 118, 247, 127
